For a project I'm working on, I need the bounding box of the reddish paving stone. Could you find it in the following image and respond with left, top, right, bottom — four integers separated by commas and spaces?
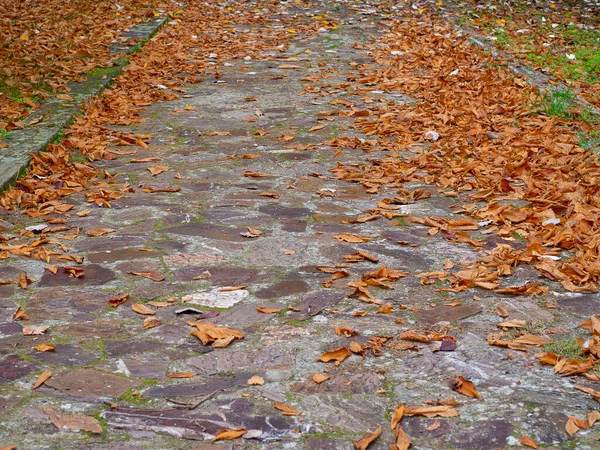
0, 355, 38, 384
37, 264, 116, 287
45, 368, 138, 399
255, 280, 309, 299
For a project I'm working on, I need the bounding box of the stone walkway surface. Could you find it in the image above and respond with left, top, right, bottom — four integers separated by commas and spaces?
1, 1, 600, 449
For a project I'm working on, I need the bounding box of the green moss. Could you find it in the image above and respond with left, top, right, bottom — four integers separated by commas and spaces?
543, 334, 585, 359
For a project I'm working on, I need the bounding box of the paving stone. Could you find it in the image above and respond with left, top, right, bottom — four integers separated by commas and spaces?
167, 222, 260, 242
186, 348, 295, 375
118, 358, 170, 380
288, 291, 345, 320
291, 368, 383, 394
412, 303, 482, 326
58, 321, 132, 339
255, 280, 310, 299
86, 248, 161, 263
37, 264, 116, 287
144, 377, 240, 398
300, 394, 385, 432
45, 368, 138, 399
0, 355, 38, 384
497, 299, 555, 323
30, 344, 101, 367
558, 294, 600, 316
305, 437, 354, 450
259, 205, 312, 219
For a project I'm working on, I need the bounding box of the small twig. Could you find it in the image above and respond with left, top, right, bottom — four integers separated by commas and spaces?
167, 389, 223, 410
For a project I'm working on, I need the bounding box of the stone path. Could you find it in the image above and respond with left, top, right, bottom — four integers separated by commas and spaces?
1, 1, 599, 449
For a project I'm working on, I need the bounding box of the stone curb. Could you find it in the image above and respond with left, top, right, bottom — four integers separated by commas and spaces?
0, 17, 168, 192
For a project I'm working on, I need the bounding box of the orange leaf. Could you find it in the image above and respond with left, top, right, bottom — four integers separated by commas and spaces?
312, 373, 330, 384
451, 376, 481, 399
212, 429, 246, 441
256, 306, 281, 314
274, 402, 300, 416
34, 343, 55, 352
519, 436, 538, 449
33, 371, 51, 389
353, 425, 381, 450
108, 293, 129, 307
319, 347, 351, 364
131, 303, 155, 315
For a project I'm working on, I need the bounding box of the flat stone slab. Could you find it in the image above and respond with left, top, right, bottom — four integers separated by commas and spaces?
0, 355, 38, 384
30, 344, 101, 367
37, 264, 116, 287
45, 368, 138, 399
413, 304, 482, 326
255, 280, 310, 299
288, 291, 345, 320
186, 348, 295, 376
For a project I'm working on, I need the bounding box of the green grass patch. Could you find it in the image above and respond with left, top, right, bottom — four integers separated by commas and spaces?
539, 87, 576, 118
543, 334, 584, 359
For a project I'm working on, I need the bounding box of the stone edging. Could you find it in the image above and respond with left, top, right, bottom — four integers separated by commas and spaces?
0, 17, 168, 192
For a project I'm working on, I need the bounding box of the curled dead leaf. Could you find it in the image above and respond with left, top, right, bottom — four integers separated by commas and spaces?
33, 371, 51, 389
319, 347, 351, 365
451, 376, 481, 399
212, 429, 246, 441
353, 425, 381, 450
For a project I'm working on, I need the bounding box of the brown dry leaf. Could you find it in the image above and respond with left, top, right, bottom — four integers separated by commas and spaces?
147, 165, 169, 176
108, 293, 129, 308
247, 375, 265, 385
246, 227, 262, 236
335, 325, 358, 337
76, 209, 91, 217
46, 264, 59, 274
451, 376, 481, 399
143, 317, 162, 329
166, 372, 196, 378
377, 304, 394, 314
244, 171, 268, 178
404, 405, 459, 418
256, 306, 281, 314
131, 157, 163, 163
400, 330, 431, 343
353, 425, 381, 450
212, 429, 246, 441
319, 347, 351, 365
274, 402, 300, 416
425, 420, 441, 431
131, 303, 155, 315
312, 373, 330, 384
147, 301, 173, 308
63, 266, 85, 278
519, 436, 538, 449
17, 273, 32, 289
34, 343, 55, 352
587, 410, 600, 427
565, 415, 588, 436
13, 306, 28, 321
220, 285, 246, 292
284, 249, 295, 255
391, 403, 405, 429
167, 372, 196, 378
143, 186, 181, 193
349, 341, 365, 355
242, 153, 261, 159
259, 192, 280, 199
85, 228, 116, 237
395, 424, 412, 450
32, 371, 51, 389
129, 271, 164, 281
496, 306, 509, 318
496, 319, 528, 329
188, 321, 244, 347
23, 325, 49, 335
334, 233, 371, 243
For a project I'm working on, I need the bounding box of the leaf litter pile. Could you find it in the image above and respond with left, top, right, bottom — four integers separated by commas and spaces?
2, 0, 600, 447
0, 0, 167, 140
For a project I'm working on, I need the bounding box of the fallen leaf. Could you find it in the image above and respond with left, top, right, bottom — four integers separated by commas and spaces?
395, 424, 412, 450
212, 429, 246, 441
425, 420, 441, 431
131, 303, 155, 315
334, 233, 371, 243
23, 325, 49, 335
219, 285, 246, 292
353, 425, 381, 450
129, 271, 164, 281
519, 436, 538, 449
143, 317, 162, 329
13, 306, 28, 321
247, 375, 265, 385
274, 402, 300, 416
451, 376, 481, 399
256, 306, 281, 314
17, 273, 32, 289
108, 293, 129, 307
34, 343, 55, 352
496, 306, 509, 317
63, 266, 85, 278
404, 405, 459, 418
188, 321, 244, 347
148, 165, 169, 176
391, 403, 405, 429
312, 373, 329, 384
319, 347, 351, 365
32, 371, 51, 389
166, 372, 196, 378
85, 228, 116, 237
